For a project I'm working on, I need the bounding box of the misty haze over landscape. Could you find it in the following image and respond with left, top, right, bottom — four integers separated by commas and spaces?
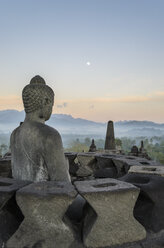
0, 110, 164, 147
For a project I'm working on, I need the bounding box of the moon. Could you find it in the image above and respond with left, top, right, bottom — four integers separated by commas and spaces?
86, 61, 91, 66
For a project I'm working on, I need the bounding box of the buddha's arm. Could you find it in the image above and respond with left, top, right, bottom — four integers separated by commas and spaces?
44, 129, 71, 182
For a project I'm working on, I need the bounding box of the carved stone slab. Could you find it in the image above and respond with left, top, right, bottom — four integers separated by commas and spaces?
75, 178, 146, 248
0, 178, 30, 247
128, 165, 164, 177
120, 173, 164, 232
6, 181, 77, 248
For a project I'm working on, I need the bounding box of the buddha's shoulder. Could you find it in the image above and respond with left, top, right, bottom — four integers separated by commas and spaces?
10, 126, 20, 140
41, 123, 61, 139
17, 121, 61, 140
32, 122, 62, 144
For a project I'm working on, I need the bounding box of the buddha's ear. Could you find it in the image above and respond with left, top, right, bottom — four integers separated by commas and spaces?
42, 97, 51, 106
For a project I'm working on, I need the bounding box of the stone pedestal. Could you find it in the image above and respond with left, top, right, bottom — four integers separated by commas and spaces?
120, 173, 164, 232
0, 178, 30, 247
75, 178, 146, 248
7, 181, 77, 248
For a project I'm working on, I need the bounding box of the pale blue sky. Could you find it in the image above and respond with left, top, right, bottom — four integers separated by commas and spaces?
0, 0, 164, 122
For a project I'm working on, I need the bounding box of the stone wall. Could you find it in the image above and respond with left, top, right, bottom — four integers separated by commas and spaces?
65, 152, 161, 180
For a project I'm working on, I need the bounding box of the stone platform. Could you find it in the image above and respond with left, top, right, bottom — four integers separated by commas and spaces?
0, 152, 163, 247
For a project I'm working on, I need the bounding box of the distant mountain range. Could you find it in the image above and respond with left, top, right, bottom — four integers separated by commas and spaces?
0, 110, 164, 139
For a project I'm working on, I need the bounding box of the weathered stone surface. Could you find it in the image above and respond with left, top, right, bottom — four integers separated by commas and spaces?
113, 155, 144, 167
128, 165, 164, 177
119, 173, 164, 232
104, 120, 115, 150
112, 155, 160, 177
76, 153, 96, 177
72, 152, 159, 180
75, 178, 146, 248
71, 229, 164, 248
112, 157, 130, 177
0, 178, 30, 206
65, 152, 78, 176
112, 242, 142, 248
94, 155, 117, 178
3, 152, 11, 159
6, 181, 77, 248
94, 167, 117, 178
77, 153, 96, 168
109, 229, 164, 248
11, 76, 70, 182
0, 159, 12, 178
66, 194, 86, 223
76, 166, 93, 177
96, 155, 115, 169
65, 152, 160, 181
141, 230, 164, 248
0, 178, 30, 246
66, 194, 86, 247
99, 154, 151, 169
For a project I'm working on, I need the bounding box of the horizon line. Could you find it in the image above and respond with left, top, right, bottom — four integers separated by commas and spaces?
0, 108, 164, 125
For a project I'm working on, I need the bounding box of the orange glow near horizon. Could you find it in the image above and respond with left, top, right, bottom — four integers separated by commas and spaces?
1, 91, 163, 123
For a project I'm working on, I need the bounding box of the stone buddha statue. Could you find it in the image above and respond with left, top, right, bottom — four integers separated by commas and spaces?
10, 75, 70, 182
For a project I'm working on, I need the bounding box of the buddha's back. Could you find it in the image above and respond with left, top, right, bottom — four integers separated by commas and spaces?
10, 76, 70, 182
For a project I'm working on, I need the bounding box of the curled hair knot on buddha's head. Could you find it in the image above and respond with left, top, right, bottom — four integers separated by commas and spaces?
22, 75, 54, 114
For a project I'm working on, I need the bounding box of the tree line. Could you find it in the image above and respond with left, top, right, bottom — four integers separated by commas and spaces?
65, 136, 164, 164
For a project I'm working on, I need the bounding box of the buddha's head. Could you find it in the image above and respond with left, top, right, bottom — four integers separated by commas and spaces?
22, 75, 54, 121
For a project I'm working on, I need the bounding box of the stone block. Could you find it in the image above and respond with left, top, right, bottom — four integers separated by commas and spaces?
66, 194, 86, 223
112, 157, 130, 177
94, 167, 117, 178
128, 165, 164, 177
65, 152, 78, 176
96, 155, 116, 168
6, 181, 78, 248
76, 166, 93, 177
76, 154, 95, 177
0, 159, 12, 178
119, 173, 164, 232
0, 177, 30, 207
112, 155, 158, 177
141, 230, 164, 248
110, 230, 164, 248
0, 178, 30, 246
75, 178, 146, 248
95, 155, 117, 178
77, 153, 96, 168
